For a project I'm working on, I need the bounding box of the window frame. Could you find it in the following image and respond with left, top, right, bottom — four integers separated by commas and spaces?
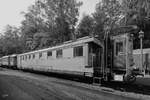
47, 51, 52, 58
56, 49, 63, 58
25, 55, 27, 60
29, 54, 31, 59
32, 54, 35, 59
39, 52, 42, 58
73, 46, 83, 57
22, 56, 24, 60
115, 41, 124, 56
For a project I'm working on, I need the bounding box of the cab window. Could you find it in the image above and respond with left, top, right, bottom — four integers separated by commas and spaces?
73, 46, 83, 57
116, 42, 123, 55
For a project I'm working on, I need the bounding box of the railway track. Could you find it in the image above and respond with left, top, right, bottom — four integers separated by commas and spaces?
102, 81, 150, 95
19, 68, 150, 96
1, 68, 145, 100
1, 68, 150, 97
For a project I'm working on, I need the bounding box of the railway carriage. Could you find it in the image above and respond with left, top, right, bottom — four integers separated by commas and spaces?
17, 36, 103, 77
0, 55, 17, 68
133, 49, 150, 74
1, 56, 10, 67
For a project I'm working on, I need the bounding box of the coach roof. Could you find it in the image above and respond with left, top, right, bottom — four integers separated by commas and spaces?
19, 36, 103, 56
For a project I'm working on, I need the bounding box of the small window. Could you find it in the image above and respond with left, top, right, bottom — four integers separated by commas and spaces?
39, 52, 42, 58
116, 42, 123, 55
25, 55, 27, 60
29, 55, 31, 59
22, 56, 24, 60
74, 46, 83, 57
47, 51, 52, 57
33, 54, 35, 59
56, 49, 62, 58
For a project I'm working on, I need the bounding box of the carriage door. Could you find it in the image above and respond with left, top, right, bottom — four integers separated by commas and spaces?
113, 38, 126, 70
89, 43, 102, 77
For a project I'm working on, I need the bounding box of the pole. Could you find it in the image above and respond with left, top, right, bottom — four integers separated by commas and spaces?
141, 38, 143, 68
140, 37, 144, 75
139, 30, 144, 76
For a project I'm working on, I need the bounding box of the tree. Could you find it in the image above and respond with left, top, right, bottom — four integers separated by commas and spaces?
21, 0, 82, 51
121, 0, 150, 49
92, 0, 122, 39
77, 15, 95, 38
121, 0, 150, 27
0, 25, 22, 56
41, 0, 82, 42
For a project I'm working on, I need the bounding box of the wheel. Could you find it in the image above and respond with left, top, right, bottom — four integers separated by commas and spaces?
124, 75, 136, 83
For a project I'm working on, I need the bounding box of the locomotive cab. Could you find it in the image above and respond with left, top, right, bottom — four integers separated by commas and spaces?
104, 32, 139, 82
112, 33, 135, 82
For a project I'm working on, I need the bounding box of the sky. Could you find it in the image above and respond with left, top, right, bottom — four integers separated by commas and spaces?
78, 0, 100, 18
0, 0, 99, 32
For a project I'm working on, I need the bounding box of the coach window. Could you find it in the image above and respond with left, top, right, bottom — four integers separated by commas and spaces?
29, 54, 31, 59
74, 46, 83, 57
56, 49, 62, 58
116, 42, 123, 55
23, 56, 24, 60
33, 54, 35, 59
39, 52, 42, 58
47, 51, 52, 58
25, 55, 27, 60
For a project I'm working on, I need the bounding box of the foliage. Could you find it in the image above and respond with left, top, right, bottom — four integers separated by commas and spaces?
77, 15, 95, 38
77, 0, 122, 39
121, 0, 150, 49
121, 0, 150, 28
0, 25, 22, 56
21, 0, 82, 51
1, 0, 150, 55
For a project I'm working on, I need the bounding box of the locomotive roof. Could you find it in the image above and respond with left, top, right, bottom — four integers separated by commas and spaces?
19, 36, 103, 56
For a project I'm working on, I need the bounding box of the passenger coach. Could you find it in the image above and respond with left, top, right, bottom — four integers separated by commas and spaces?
1, 56, 10, 67
0, 54, 17, 69
17, 36, 103, 77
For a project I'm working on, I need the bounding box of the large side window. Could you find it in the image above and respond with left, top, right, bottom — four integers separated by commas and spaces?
74, 46, 83, 57
47, 51, 52, 58
56, 49, 62, 58
116, 42, 123, 55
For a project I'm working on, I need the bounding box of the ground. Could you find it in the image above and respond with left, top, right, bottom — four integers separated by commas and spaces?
0, 68, 149, 100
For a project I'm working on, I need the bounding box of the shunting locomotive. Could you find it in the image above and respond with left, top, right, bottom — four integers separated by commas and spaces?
95, 25, 142, 83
